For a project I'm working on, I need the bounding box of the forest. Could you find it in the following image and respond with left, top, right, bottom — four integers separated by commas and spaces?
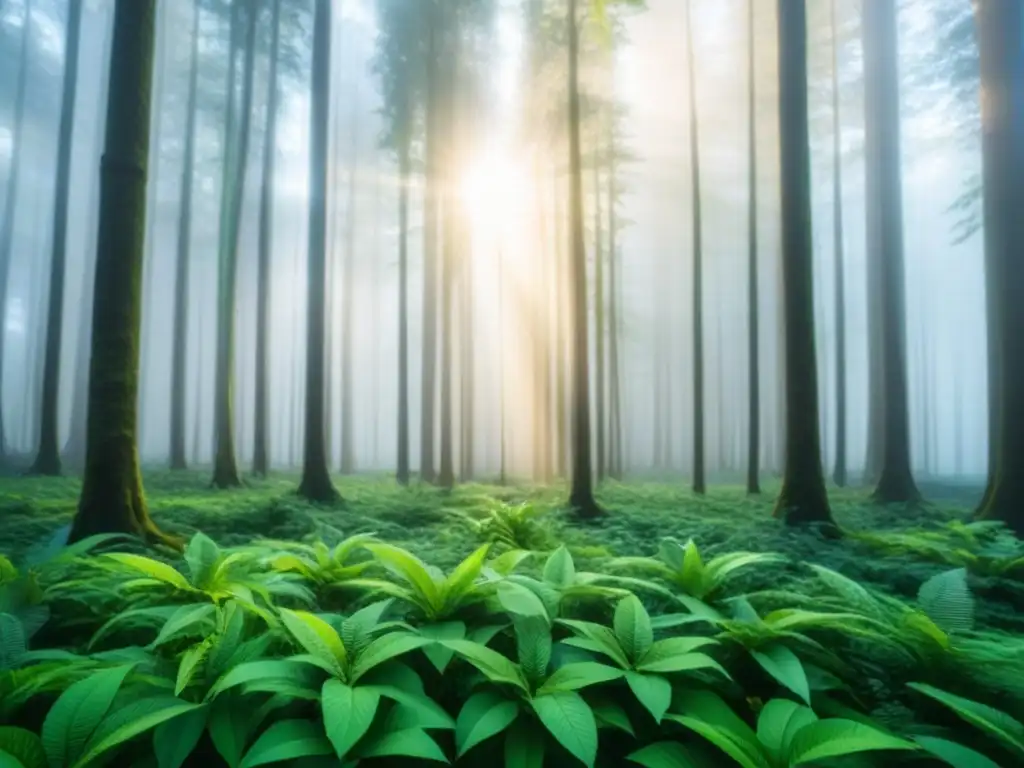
0, 0, 1022, 766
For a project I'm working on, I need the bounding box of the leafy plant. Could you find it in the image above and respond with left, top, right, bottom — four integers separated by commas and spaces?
257, 528, 379, 589
450, 501, 557, 552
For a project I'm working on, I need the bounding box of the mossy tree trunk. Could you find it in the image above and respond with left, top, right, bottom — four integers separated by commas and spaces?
974, 0, 1024, 535
773, 0, 836, 530
170, 0, 201, 472
212, 1, 258, 489
297, 0, 340, 504
746, 0, 761, 495
567, 0, 599, 518
70, 0, 176, 547
864, 0, 920, 504
685, 0, 705, 496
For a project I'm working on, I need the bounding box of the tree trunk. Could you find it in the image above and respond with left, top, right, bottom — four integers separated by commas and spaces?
566, 0, 599, 518
685, 0, 705, 495
606, 120, 623, 481
746, 0, 761, 495
437, 82, 456, 490
396, 134, 411, 485
553, 173, 567, 478
864, 0, 920, 504
592, 153, 606, 483
297, 0, 340, 504
169, 0, 202, 472
69, 0, 176, 547
460, 200, 475, 482
29, 0, 83, 475
773, 0, 836, 531
974, 0, 1024, 534
212, 1, 257, 489
830, 0, 847, 488
339, 97, 358, 475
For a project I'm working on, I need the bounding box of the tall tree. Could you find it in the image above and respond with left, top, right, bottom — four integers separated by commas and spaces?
864, 0, 919, 504
29, 0, 83, 475
685, 0, 705, 495
169, 0, 202, 472
746, 0, 760, 495
593, 144, 606, 482
252, 0, 282, 477
212, 0, 258, 489
339, 80, 359, 475
773, 0, 835, 530
830, 0, 847, 488
974, 0, 1024, 534
69, 0, 175, 546
396, 126, 411, 485
297, 0, 340, 503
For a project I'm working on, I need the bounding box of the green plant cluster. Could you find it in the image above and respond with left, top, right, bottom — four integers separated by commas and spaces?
0, 529, 1022, 768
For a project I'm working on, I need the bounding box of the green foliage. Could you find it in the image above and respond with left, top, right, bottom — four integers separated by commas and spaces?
450, 501, 559, 553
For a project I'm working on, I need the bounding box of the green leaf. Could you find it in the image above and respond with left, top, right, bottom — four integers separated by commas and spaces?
455, 691, 519, 758
363, 544, 441, 613
416, 621, 465, 674
154, 705, 208, 768
175, 639, 211, 696
103, 554, 192, 591
625, 671, 672, 723
0, 728, 45, 768
543, 547, 576, 588
613, 596, 654, 663
355, 728, 449, 762
504, 720, 545, 767
152, 604, 217, 648
207, 660, 312, 699
679, 539, 706, 595
515, 616, 552, 683
340, 599, 392, 655
917, 568, 975, 633
537, 662, 623, 695
442, 543, 491, 605
628, 741, 701, 768
1, 613, 27, 669
590, 694, 634, 736
913, 735, 1003, 768
636, 650, 727, 677
184, 533, 222, 589
208, 698, 250, 768
755, 699, 816, 765
240, 720, 333, 768
557, 619, 629, 669
278, 610, 346, 677
672, 689, 759, 742
907, 682, 1024, 755
441, 639, 528, 691
663, 714, 767, 768
350, 632, 430, 682
750, 644, 810, 705
530, 691, 597, 767
498, 582, 551, 622
786, 719, 917, 765
321, 680, 380, 760
73, 697, 203, 768
42, 664, 134, 768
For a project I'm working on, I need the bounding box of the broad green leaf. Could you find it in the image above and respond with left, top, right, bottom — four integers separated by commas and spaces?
613, 596, 653, 663
917, 568, 975, 633
515, 616, 552, 683
557, 619, 629, 669
636, 650, 728, 677
152, 604, 217, 648
755, 699, 816, 765
175, 639, 211, 696
443, 543, 491, 605
363, 544, 441, 612
590, 694, 635, 736
278, 609, 346, 677
498, 582, 550, 622
628, 741, 701, 768
184, 533, 222, 589
625, 671, 671, 723
750, 644, 810, 705
207, 659, 311, 699
907, 682, 1024, 755
786, 719, 917, 765
531, 691, 597, 767
416, 621, 465, 674
350, 632, 430, 682
153, 705, 208, 768
321, 680, 380, 760
672, 690, 759, 744
543, 547, 576, 588
42, 664, 133, 768
73, 697, 203, 768
340, 599, 392, 655
455, 691, 519, 757
504, 719, 545, 768
679, 539, 706, 594
663, 714, 767, 768
0, 728, 45, 768
537, 662, 623, 695
913, 735, 1003, 768
441, 639, 527, 690
487, 549, 533, 577
355, 728, 448, 762
208, 698, 250, 768
103, 554, 192, 590
239, 720, 333, 768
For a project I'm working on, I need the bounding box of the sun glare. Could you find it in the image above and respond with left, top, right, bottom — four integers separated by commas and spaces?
459, 148, 531, 239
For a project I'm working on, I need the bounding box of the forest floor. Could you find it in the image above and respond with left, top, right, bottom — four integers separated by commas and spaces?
1, 470, 1019, 633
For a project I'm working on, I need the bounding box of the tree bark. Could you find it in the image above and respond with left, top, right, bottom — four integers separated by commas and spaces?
593, 151, 606, 482
773, 0, 836, 531
297, 0, 340, 504
70, 0, 177, 547
606, 117, 623, 481
746, 0, 761, 495
396, 134, 411, 485
339, 94, 358, 475
830, 0, 847, 489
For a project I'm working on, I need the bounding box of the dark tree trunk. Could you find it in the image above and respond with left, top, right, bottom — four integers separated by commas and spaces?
593, 154, 606, 482
685, 0, 705, 495
606, 116, 623, 480
830, 0, 847, 488
339, 103, 358, 475
212, 2, 257, 489
773, 0, 836, 531
396, 135, 411, 486
746, 0, 761, 495
170, 0, 202, 472
297, 0, 340, 504
974, 0, 1024, 534
566, 0, 599, 518
864, 0, 920, 504
29, 0, 83, 476
69, 0, 176, 547
437, 97, 456, 490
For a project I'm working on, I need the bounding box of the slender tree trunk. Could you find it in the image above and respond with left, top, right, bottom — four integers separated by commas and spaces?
169, 0, 202, 472
29, 0, 83, 475
69, 0, 176, 546
685, 0, 705, 495
865, 0, 920, 504
460, 199, 475, 481
212, 2, 257, 489
829, 0, 848, 489
593, 154, 606, 482
746, 0, 761, 495
606, 116, 623, 481
339, 93, 358, 475
396, 134, 411, 485
297, 0, 340, 503
498, 246, 507, 485
553, 173, 567, 478
437, 56, 457, 491
773, 0, 836, 530
567, 0, 599, 518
